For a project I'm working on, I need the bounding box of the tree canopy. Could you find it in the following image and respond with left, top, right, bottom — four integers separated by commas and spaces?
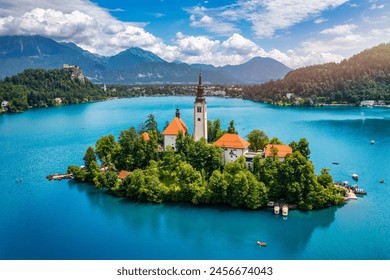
0, 68, 105, 112
242, 43, 390, 106
68, 116, 345, 211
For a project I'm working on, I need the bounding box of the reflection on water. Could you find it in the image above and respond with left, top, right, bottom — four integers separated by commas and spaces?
67, 179, 337, 260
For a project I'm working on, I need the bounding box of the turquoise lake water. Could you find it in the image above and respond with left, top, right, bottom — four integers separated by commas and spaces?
0, 96, 389, 260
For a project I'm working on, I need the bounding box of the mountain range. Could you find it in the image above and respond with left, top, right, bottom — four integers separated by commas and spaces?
0, 35, 291, 84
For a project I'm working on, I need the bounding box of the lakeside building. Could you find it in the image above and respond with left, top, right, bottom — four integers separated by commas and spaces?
162, 108, 188, 150
118, 170, 131, 180
141, 131, 150, 141
264, 144, 292, 162
213, 133, 250, 164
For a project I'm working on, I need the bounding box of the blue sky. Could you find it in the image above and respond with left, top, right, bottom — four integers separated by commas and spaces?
0, 0, 389, 68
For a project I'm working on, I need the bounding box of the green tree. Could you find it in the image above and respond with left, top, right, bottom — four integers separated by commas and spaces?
144, 114, 159, 132
227, 120, 237, 134
95, 135, 117, 166
94, 171, 119, 191
67, 165, 87, 182
290, 138, 311, 159
177, 161, 205, 204
208, 170, 228, 204
245, 175, 268, 209
269, 137, 282, 144
175, 131, 194, 160
207, 119, 225, 142
83, 146, 96, 169
246, 129, 269, 151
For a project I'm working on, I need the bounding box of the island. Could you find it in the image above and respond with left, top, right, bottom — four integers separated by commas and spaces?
67, 74, 346, 211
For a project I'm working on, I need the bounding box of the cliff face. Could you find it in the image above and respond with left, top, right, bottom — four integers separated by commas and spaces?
63, 64, 85, 84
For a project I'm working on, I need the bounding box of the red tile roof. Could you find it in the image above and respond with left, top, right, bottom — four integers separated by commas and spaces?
264, 144, 292, 158
162, 117, 188, 135
118, 170, 131, 180
213, 133, 250, 149
141, 132, 150, 141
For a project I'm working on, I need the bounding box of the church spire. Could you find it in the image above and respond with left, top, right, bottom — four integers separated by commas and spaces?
193, 72, 207, 142
195, 71, 205, 102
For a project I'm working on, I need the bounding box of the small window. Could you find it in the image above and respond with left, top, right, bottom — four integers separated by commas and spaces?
197, 106, 202, 113
198, 118, 201, 121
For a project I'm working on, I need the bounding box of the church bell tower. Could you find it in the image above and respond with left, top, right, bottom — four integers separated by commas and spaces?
193, 72, 207, 141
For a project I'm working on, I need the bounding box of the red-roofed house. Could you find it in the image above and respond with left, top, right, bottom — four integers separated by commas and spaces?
264, 144, 292, 161
141, 131, 150, 141
162, 108, 188, 150
118, 170, 131, 180
213, 133, 250, 163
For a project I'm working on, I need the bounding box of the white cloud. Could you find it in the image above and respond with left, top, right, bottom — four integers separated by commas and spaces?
370, 4, 385, 10
302, 34, 367, 53
0, 1, 162, 56
186, 0, 349, 38
221, 33, 260, 55
267, 48, 344, 68
189, 12, 239, 35
176, 35, 220, 56
320, 24, 357, 35
314, 18, 328, 24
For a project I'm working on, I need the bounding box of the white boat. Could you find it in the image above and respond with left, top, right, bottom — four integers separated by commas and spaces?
274, 205, 280, 215
282, 205, 289, 217
352, 173, 359, 180
371, 140, 375, 144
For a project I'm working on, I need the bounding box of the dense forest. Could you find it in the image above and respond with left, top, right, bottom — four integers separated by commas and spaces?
0, 68, 243, 114
68, 116, 345, 211
0, 68, 108, 112
242, 43, 390, 106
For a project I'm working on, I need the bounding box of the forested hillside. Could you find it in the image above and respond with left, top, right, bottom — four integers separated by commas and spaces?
243, 43, 390, 106
0, 69, 104, 112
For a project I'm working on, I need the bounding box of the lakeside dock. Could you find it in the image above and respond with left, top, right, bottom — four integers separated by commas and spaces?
46, 173, 73, 181
267, 202, 296, 217
334, 181, 367, 200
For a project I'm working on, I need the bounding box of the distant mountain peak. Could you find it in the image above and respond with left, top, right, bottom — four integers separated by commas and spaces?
0, 35, 291, 84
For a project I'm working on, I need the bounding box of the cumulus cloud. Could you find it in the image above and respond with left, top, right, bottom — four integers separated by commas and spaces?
302, 34, 367, 53
186, 0, 349, 38
221, 33, 260, 55
189, 13, 238, 35
320, 24, 357, 35
0, 0, 160, 56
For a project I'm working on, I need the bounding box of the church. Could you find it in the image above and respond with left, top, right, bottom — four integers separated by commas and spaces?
162, 72, 207, 150
162, 73, 292, 164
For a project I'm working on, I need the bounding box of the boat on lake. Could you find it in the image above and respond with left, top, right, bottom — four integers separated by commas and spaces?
256, 241, 267, 247
274, 205, 280, 214
352, 173, 359, 180
380, 179, 384, 183
371, 140, 375, 144
354, 188, 367, 195
282, 205, 289, 217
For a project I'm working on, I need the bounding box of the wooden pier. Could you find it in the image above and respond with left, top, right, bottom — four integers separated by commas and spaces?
46, 173, 73, 181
